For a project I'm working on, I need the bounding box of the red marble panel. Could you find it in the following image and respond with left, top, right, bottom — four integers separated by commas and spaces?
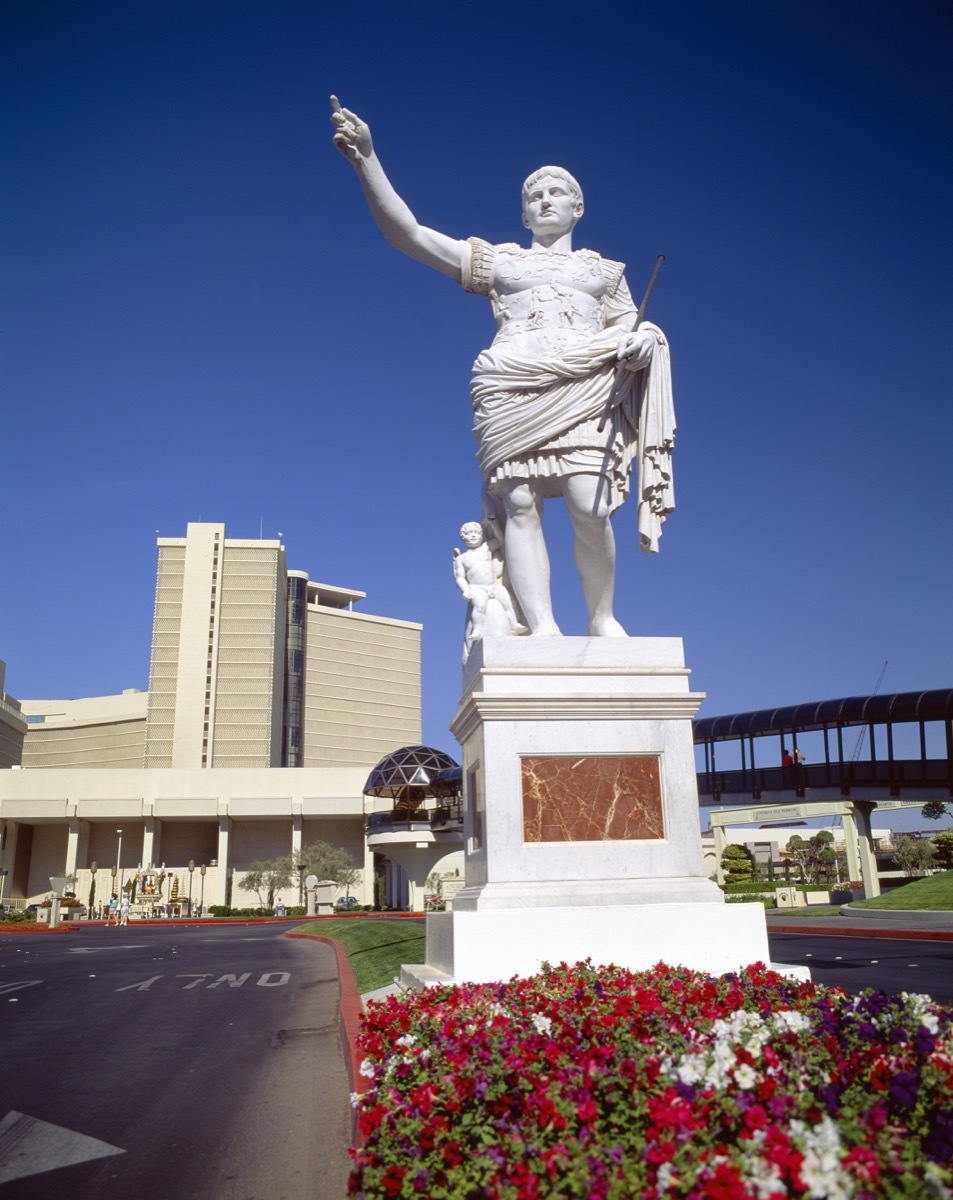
521, 756, 664, 842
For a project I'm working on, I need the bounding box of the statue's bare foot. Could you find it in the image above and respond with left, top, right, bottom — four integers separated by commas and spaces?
529, 622, 562, 636
589, 616, 627, 637
511, 623, 529, 636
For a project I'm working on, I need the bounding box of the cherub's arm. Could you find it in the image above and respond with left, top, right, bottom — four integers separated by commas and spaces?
453, 549, 471, 599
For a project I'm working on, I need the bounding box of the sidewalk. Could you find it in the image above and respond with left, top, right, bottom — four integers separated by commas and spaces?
766, 907, 953, 940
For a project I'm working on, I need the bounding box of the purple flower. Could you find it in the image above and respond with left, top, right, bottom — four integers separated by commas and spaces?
913, 1025, 937, 1055
888, 1069, 920, 1106
926, 1107, 953, 1159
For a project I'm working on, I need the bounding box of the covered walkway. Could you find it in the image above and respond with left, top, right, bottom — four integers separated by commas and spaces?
694, 688, 953, 805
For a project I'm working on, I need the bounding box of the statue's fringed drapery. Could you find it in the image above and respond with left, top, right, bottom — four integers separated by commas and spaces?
470, 321, 675, 553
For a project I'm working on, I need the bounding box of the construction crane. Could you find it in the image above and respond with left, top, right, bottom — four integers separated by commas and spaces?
849, 660, 888, 761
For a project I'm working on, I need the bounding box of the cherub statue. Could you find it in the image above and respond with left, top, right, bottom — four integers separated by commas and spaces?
454, 522, 527, 662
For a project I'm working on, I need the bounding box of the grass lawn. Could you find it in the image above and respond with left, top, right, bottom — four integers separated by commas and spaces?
296, 917, 425, 994
848, 869, 953, 910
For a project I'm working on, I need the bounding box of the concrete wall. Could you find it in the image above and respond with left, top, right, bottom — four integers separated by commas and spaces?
303, 606, 421, 767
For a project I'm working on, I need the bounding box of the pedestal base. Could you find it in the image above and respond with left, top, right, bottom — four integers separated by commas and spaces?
399, 900, 810, 990
401, 638, 810, 991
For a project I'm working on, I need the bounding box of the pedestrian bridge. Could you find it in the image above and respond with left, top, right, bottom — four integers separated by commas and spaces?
694, 688, 953, 807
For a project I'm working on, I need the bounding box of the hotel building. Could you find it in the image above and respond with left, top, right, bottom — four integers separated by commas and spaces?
0, 523, 425, 912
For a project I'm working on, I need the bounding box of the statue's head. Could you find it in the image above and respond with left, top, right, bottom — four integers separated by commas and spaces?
521, 166, 584, 231
460, 522, 485, 547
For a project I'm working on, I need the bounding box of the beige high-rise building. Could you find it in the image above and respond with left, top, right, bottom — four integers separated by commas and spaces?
1, 523, 426, 911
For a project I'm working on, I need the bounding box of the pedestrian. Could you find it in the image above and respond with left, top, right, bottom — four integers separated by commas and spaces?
108, 896, 119, 925
118, 893, 130, 926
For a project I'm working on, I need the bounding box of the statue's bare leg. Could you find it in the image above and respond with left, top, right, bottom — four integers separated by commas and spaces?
499, 479, 561, 635
564, 474, 627, 636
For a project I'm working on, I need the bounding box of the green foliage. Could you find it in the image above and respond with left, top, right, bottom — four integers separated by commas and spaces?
273, 840, 364, 906
1, 909, 36, 923
785, 830, 841, 885
350, 962, 953, 1198
931, 830, 953, 869
921, 801, 949, 821
891, 834, 937, 878
237, 859, 293, 909
296, 917, 426, 994
848, 870, 953, 911
720, 843, 754, 885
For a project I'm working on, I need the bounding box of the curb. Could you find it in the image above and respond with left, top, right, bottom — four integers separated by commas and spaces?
286, 930, 369, 1148
770, 924, 953, 942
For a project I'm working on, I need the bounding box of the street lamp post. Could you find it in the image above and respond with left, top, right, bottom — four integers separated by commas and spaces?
115, 829, 123, 897
88, 862, 97, 920
199, 864, 206, 916
188, 859, 195, 916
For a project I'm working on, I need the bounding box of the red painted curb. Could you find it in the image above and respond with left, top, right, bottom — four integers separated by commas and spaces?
771, 924, 953, 941
286, 930, 369, 1148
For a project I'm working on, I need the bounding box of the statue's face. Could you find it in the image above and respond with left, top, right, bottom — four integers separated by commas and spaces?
522, 175, 582, 236
460, 524, 484, 547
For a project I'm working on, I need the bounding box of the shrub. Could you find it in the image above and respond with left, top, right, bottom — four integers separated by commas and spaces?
350, 961, 953, 1199
1, 910, 35, 924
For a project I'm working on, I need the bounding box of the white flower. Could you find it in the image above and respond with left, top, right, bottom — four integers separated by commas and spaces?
395, 1033, 417, 1047
772, 1009, 810, 1033
359, 1057, 376, 1078
349, 1091, 362, 1108
924, 1161, 953, 1199
791, 1116, 853, 1200
734, 1063, 758, 1089
674, 1054, 705, 1086
656, 1162, 677, 1191
531, 1012, 553, 1036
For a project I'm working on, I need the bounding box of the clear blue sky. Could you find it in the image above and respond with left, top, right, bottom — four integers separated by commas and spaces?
3, 1, 951, 793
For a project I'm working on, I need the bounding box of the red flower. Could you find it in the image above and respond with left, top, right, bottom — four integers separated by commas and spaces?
380, 1163, 407, 1198
701, 1162, 748, 1199
443, 1141, 464, 1168
843, 1145, 881, 1185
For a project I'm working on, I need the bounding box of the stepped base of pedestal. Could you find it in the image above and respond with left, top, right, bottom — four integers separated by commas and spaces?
397, 901, 809, 989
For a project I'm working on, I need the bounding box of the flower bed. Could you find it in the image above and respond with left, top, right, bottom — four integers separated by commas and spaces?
349, 961, 952, 1198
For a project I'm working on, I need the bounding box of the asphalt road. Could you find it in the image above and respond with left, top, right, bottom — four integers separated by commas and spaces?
0, 923, 351, 1199
768, 930, 953, 1005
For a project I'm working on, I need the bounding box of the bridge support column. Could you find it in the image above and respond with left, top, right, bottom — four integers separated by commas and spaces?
840, 810, 862, 886
711, 824, 728, 885
850, 801, 880, 899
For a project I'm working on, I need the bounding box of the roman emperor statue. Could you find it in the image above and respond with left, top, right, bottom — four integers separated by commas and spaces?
331, 99, 675, 637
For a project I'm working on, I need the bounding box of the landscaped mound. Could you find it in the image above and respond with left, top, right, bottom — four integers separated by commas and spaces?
348, 961, 952, 1199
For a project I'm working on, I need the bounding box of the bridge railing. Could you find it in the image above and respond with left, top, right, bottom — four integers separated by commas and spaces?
698, 758, 951, 799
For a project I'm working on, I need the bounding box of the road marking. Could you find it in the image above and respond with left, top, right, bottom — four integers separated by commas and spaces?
115, 972, 291, 991
69, 946, 147, 954
116, 975, 162, 992
258, 972, 290, 987
0, 982, 42, 997
0, 1111, 124, 1184
208, 973, 251, 989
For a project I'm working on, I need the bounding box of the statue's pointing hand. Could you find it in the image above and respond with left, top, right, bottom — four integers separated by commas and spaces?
330, 96, 372, 163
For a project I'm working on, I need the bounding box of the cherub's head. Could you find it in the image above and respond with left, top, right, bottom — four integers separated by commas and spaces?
459, 522, 485, 548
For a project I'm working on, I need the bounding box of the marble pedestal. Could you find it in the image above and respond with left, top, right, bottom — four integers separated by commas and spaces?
401, 638, 789, 989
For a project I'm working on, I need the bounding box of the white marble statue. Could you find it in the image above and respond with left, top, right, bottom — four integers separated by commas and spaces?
454, 521, 527, 662
331, 98, 675, 637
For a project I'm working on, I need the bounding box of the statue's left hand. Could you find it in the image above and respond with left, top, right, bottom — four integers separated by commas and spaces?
618, 329, 655, 372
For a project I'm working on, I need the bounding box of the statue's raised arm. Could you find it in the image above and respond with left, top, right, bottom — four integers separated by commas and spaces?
330, 96, 464, 282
